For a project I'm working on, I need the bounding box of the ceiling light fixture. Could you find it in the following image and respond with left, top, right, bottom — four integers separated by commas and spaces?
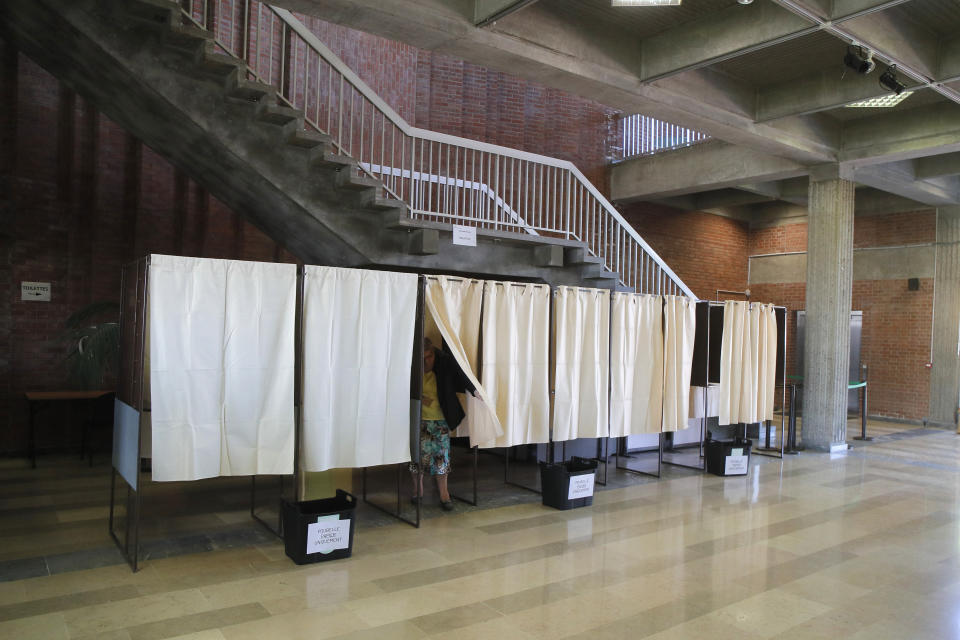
843, 45, 875, 75
611, 0, 682, 6
846, 92, 913, 108
879, 64, 906, 95
737, 0, 754, 5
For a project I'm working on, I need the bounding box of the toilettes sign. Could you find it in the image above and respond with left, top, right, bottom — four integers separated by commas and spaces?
21, 282, 51, 301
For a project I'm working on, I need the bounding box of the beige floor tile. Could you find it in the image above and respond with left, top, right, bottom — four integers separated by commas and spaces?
0, 612, 69, 640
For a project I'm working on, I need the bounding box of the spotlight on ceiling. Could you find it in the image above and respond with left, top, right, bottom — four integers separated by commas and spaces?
737, 0, 754, 5
879, 64, 906, 95
843, 45, 875, 75
611, 0, 682, 6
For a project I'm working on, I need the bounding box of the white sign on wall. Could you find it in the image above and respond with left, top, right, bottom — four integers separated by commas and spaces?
724, 454, 749, 476
452, 225, 477, 247
21, 282, 51, 302
306, 517, 351, 555
567, 473, 595, 500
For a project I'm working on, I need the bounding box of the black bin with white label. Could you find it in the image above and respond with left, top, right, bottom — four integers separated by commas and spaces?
540, 456, 598, 510
281, 490, 356, 565
704, 437, 752, 477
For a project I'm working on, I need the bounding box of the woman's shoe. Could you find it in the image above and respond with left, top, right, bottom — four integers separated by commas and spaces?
440, 500, 455, 511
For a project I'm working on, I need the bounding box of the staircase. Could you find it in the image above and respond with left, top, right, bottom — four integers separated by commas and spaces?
0, 0, 693, 296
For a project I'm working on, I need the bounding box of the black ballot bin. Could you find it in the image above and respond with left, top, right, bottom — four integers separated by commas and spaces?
540, 456, 599, 510
705, 436, 752, 477
281, 490, 356, 565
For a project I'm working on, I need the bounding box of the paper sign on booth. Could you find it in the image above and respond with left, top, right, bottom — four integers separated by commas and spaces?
724, 455, 748, 475
567, 474, 595, 500
306, 519, 351, 555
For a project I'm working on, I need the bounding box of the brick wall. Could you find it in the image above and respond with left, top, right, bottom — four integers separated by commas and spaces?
624, 203, 937, 422
0, 20, 620, 454
0, 52, 291, 456
620, 203, 749, 300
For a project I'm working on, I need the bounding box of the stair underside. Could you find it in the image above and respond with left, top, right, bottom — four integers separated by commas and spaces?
0, 0, 630, 290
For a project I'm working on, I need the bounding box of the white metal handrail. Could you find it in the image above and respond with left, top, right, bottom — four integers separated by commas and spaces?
177, 0, 694, 298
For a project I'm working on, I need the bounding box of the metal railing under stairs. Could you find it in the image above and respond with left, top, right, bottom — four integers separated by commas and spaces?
174, 0, 694, 297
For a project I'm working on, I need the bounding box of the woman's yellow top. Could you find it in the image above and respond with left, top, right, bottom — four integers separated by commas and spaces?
421, 371, 445, 421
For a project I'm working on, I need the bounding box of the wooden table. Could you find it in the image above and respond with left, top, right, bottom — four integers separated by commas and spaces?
24, 390, 114, 468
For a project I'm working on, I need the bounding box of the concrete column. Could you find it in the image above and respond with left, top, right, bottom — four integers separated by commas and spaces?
803, 166, 855, 451
929, 206, 960, 429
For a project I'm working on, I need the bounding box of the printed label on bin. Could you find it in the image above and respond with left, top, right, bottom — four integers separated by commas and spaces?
306, 519, 351, 555
731, 448, 743, 457
567, 473, 595, 500
724, 455, 748, 475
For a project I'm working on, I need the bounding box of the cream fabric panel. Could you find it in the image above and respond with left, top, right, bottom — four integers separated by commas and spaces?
661, 295, 696, 432
720, 300, 773, 425
149, 255, 296, 481
478, 282, 551, 448
610, 293, 663, 437
756, 304, 778, 422
553, 287, 610, 442
719, 300, 747, 425
424, 276, 503, 447
689, 385, 719, 420
301, 266, 418, 472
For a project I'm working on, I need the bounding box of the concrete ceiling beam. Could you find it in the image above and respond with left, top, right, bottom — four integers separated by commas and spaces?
472, 0, 539, 27
693, 190, 778, 210
855, 164, 960, 205
838, 11, 939, 80
915, 152, 960, 179
611, 141, 808, 201
639, 2, 816, 82
840, 102, 960, 166
757, 68, 923, 122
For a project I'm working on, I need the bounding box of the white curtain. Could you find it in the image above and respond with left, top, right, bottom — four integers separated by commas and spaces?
720, 300, 746, 425
300, 266, 418, 472
477, 281, 550, 448
553, 287, 610, 442
662, 295, 696, 432
424, 276, 503, 447
756, 304, 778, 422
610, 293, 663, 437
689, 386, 719, 420
149, 255, 296, 481
720, 300, 768, 425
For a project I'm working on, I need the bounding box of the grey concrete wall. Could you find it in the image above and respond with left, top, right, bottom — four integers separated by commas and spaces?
749, 245, 935, 284
929, 207, 960, 428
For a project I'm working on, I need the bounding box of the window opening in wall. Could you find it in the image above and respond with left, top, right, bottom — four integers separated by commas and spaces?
614, 114, 710, 161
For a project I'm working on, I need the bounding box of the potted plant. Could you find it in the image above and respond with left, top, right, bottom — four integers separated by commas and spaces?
62, 301, 120, 390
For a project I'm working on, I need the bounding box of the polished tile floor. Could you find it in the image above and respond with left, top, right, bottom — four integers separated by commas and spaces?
1, 419, 959, 639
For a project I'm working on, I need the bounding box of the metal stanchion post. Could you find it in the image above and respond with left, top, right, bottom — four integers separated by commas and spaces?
785, 384, 799, 454
853, 363, 872, 442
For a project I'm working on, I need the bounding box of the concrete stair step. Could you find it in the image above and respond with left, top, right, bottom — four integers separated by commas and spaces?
380, 210, 410, 229
227, 78, 275, 102
366, 196, 407, 212
336, 170, 382, 191
583, 265, 618, 282
286, 128, 331, 149
314, 151, 357, 170
198, 46, 245, 79
257, 104, 303, 129
163, 23, 214, 55
126, 0, 182, 27
565, 247, 603, 266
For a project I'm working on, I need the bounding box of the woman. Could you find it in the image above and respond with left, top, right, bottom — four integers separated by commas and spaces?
412, 337, 474, 511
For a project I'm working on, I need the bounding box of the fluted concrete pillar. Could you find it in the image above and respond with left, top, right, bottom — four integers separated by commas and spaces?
929, 207, 960, 429
803, 167, 854, 451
